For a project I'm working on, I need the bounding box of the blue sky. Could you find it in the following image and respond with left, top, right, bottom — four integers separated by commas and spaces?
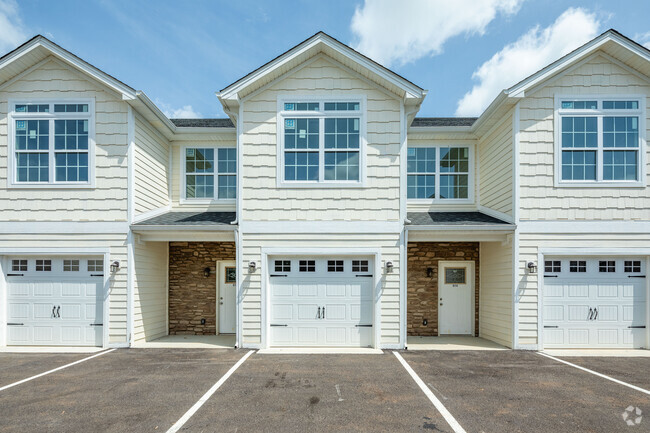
1, 0, 649, 118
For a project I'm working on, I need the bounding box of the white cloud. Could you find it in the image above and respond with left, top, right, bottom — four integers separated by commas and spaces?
635, 31, 650, 49
350, 0, 523, 67
0, 0, 28, 54
161, 104, 201, 119
456, 8, 600, 116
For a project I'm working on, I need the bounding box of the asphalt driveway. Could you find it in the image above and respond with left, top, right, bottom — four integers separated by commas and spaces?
0, 348, 649, 432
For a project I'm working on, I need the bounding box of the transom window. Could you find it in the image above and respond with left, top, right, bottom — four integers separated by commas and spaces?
544, 260, 561, 273
279, 99, 364, 185
11, 100, 93, 185
407, 146, 471, 200
327, 260, 344, 272
184, 147, 236, 200
299, 260, 316, 272
12, 260, 27, 272
598, 260, 616, 273
569, 260, 586, 273
274, 260, 291, 272
557, 97, 643, 184
624, 260, 641, 273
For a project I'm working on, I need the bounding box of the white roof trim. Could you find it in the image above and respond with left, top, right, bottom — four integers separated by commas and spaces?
506, 30, 650, 98
218, 33, 424, 101
0, 36, 137, 99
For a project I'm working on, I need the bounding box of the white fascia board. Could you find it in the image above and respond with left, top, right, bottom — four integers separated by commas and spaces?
518, 221, 650, 234
0, 222, 129, 234
0, 247, 110, 255
405, 225, 515, 232
261, 246, 382, 257
130, 225, 237, 232
133, 91, 177, 135
219, 33, 424, 101
538, 247, 650, 256
137, 231, 235, 243
0, 37, 137, 99
239, 221, 402, 234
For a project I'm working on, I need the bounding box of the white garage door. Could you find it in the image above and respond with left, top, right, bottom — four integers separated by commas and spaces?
269, 257, 374, 347
543, 257, 646, 349
6, 257, 104, 347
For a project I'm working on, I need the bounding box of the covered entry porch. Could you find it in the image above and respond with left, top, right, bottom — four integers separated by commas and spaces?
130, 212, 238, 348
405, 212, 515, 348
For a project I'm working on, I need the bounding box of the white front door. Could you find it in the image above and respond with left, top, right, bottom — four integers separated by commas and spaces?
6, 257, 104, 346
438, 261, 473, 335
543, 257, 646, 349
218, 261, 236, 334
269, 257, 374, 347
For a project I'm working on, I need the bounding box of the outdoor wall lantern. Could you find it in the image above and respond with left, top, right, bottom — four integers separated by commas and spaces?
427, 267, 434, 277
248, 261, 257, 273
386, 261, 394, 273
110, 260, 121, 272
204, 267, 211, 278
527, 261, 537, 274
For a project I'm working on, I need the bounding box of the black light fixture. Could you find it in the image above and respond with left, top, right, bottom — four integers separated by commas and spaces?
385, 261, 393, 273
427, 267, 434, 277
248, 261, 257, 272
527, 261, 537, 274
204, 267, 211, 277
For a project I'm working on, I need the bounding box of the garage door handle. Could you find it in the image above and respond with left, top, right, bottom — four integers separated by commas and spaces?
593, 308, 597, 321
270, 274, 288, 277
91, 274, 104, 277
355, 274, 372, 278
544, 326, 559, 328
7, 323, 24, 326
544, 275, 558, 278
52, 306, 57, 318
56, 306, 61, 318
7, 273, 23, 276
270, 324, 288, 327
355, 324, 372, 327
90, 323, 103, 327
628, 326, 646, 329
588, 308, 594, 320
628, 275, 646, 278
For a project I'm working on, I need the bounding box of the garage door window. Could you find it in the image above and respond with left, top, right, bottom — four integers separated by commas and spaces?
625, 261, 641, 273
569, 261, 586, 272
36, 260, 51, 271
87, 260, 103, 272
545, 260, 561, 273
12, 259, 27, 272
274, 260, 291, 272
63, 259, 80, 272
599, 260, 615, 273
352, 260, 369, 272
299, 260, 315, 272
328, 260, 344, 272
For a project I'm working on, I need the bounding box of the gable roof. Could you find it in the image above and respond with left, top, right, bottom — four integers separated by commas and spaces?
218, 32, 426, 108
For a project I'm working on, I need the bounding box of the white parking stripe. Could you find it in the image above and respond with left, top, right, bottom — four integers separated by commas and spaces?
166, 350, 254, 433
539, 352, 650, 396
0, 348, 116, 393
393, 352, 467, 433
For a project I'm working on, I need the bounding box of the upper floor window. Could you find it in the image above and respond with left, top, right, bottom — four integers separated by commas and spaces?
9, 100, 94, 187
278, 98, 365, 186
407, 146, 471, 200
556, 97, 644, 186
183, 147, 236, 200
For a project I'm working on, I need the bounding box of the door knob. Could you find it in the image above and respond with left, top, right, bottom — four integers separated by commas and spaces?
219, 302, 223, 305
220, 297, 223, 300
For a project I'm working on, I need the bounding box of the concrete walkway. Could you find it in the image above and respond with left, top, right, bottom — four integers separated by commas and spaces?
406, 336, 508, 351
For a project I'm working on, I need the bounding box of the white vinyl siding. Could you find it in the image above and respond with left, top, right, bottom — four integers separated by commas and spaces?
478, 110, 513, 217
519, 55, 650, 221
479, 241, 513, 347
241, 56, 401, 222
134, 114, 170, 216
132, 241, 168, 344
0, 58, 129, 222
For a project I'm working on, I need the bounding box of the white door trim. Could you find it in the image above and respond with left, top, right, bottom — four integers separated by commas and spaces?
260, 247, 382, 349
537, 249, 650, 351
437, 261, 475, 336
217, 260, 236, 334
0, 248, 111, 349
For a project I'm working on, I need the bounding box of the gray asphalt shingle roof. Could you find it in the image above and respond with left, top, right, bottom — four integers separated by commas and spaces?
134, 212, 236, 226
170, 118, 234, 128
411, 117, 478, 127
407, 212, 512, 226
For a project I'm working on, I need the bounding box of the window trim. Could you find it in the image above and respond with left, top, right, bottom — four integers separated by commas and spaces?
7, 98, 96, 189
276, 95, 367, 188
554, 94, 646, 188
406, 142, 475, 204
179, 144, 237, 204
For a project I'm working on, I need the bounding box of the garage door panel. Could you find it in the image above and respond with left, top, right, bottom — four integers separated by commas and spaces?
8, 327, 29, 343
325, 327, 346, 345
272, 283, 293, 297
33, 326, 54, 343
34, 282, 54, 297
324, 304, 346, 320
9, 303, 30, 320
85, 304, 98, 321
325, 284, 346, 297
271, 304, 293, 321
62, 303, 82, 320
61, 326, 82, 343
8, 283, 30, 297
543, 257, 646, 349
61, 282, 83, 297
297, 304, 318, 320
297, 327, 318, 344
298, 284, 318, 297
33, 303, 54, 319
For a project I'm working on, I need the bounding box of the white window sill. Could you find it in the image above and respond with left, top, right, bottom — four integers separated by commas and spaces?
407, 199, 474, 205
7, 182, 95, 189
278, 181, 366, 189
554, 181, 646, 188
179, 198, 236, 205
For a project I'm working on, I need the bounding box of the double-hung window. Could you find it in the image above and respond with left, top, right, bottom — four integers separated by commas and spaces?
184, 147, 236, 200
10, 100, 94, 186
557, 97, 644, 185
407, 146, 471, 200
279, 99, 364, 185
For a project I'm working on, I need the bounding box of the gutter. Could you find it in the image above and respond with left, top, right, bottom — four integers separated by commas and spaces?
405, 224, 516, 232
131, 225, 238, 232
